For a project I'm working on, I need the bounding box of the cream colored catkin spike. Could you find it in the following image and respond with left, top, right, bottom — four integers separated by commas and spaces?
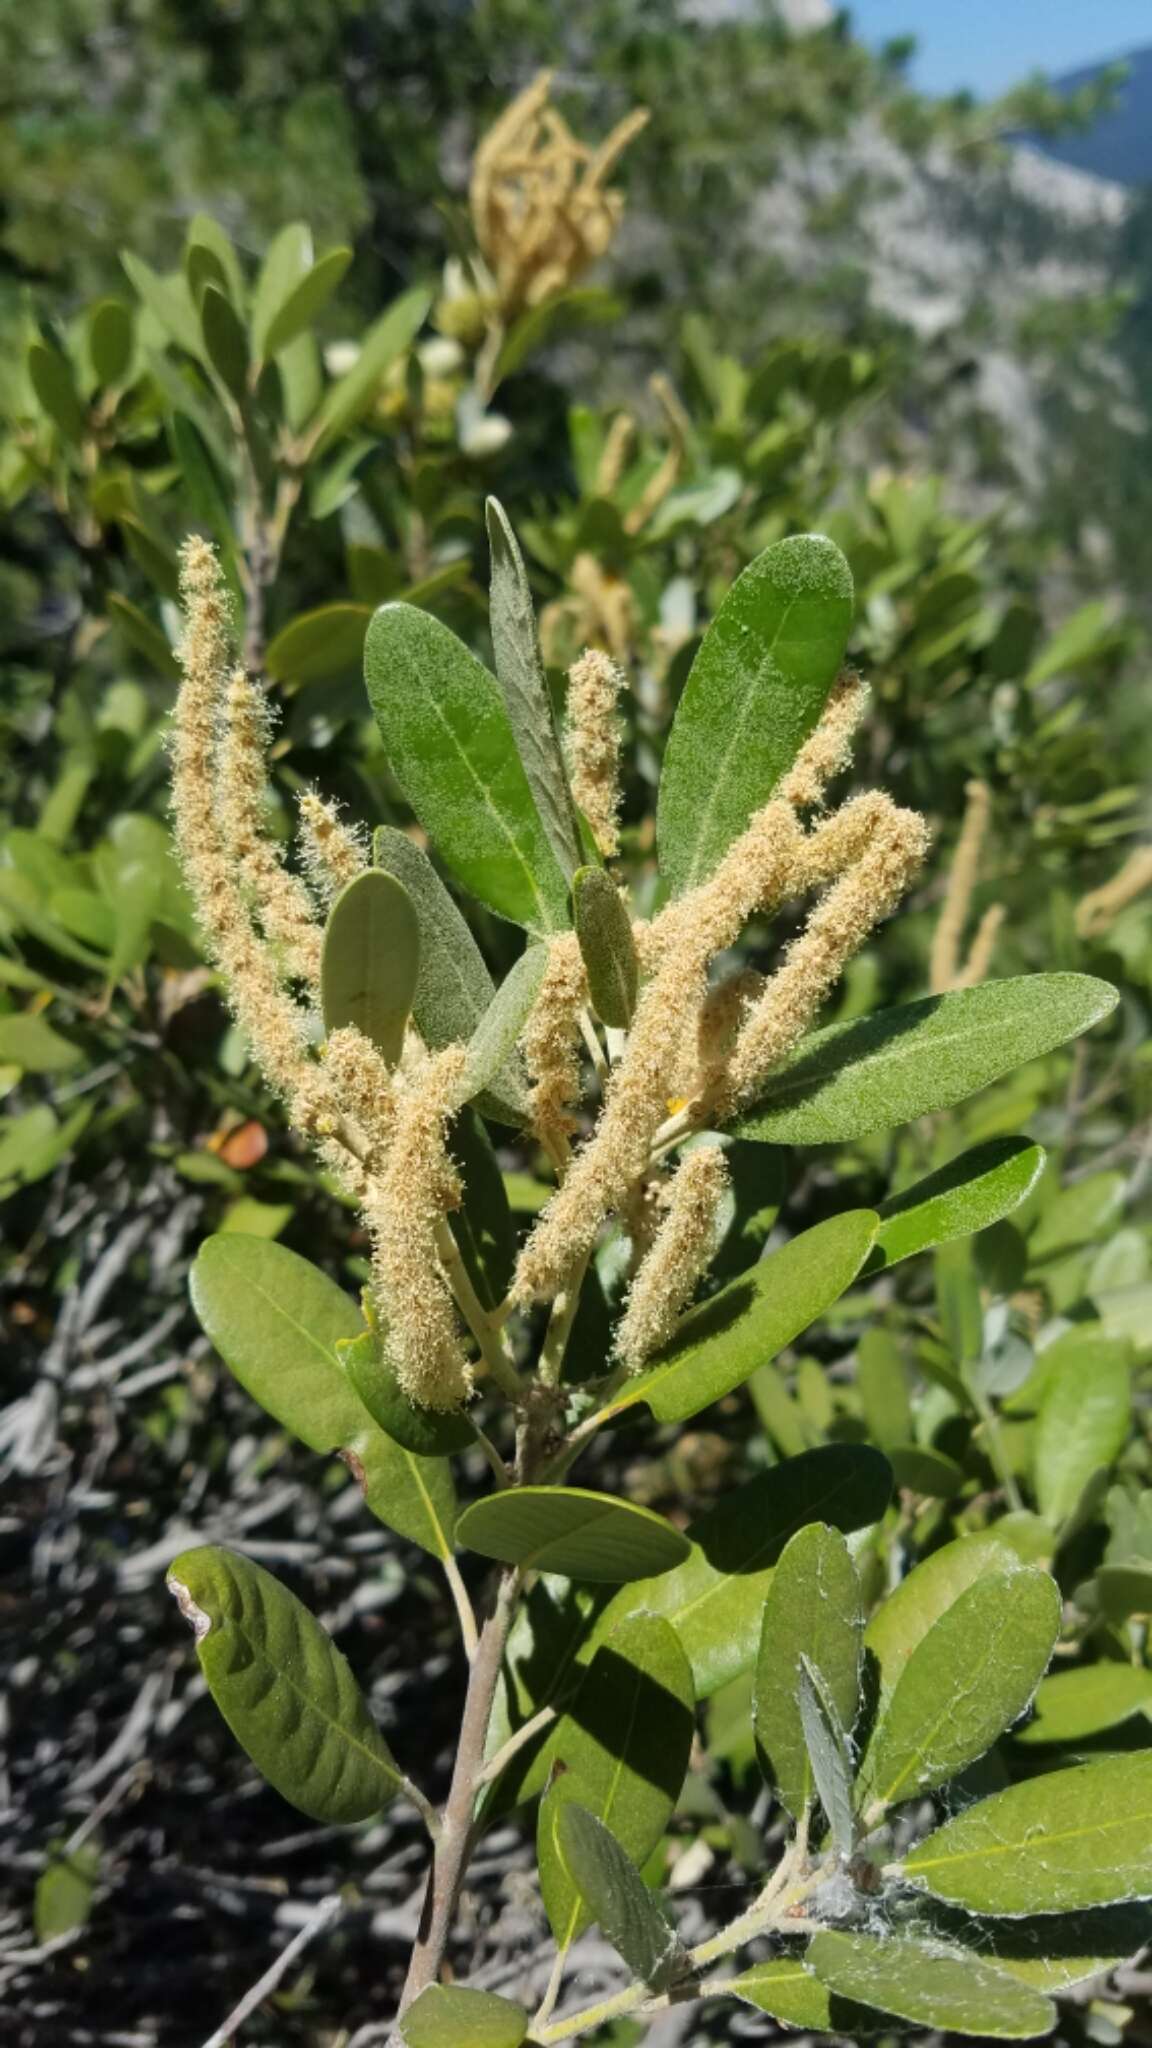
777, 670, 870, 812
565, 648, 626, 858
616, 1143, 730, 1372
216, 668, 323, 986
719, 792, 930, 1115
521, 931, 588, 1153
297, 789, 369, 902
929, 778, 1002, 993
171, 540, 325, 1129
366, 1045, 473, 1412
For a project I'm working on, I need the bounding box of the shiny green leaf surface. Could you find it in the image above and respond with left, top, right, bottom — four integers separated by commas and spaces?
867, 1138, 1046, 1272
365, 603, 570, 932
1016, 1664, 1152, 1746
730, 1958, 868, 2031
460, 947, 547, 1105
864, 1534, 1019, 1723
536, 1614, 693, 1946
754, 1522, 862, 1819
573, 866, 639, 1027
863, 1566, 1059, 1812
401, 1987, 526, 2047
599, 1445, 892, 1698
658, 535, 853, 895
265, 602, 372, 684
486, 497, 582, 880
320, 869, 419, 1068
250, 221, 312, 362
263, 246, 352, 359
610, 1210, 878, 1424
338, 1331, 473, 1456
167, 1545, 403, 1822
807, 1932, 1054, 2040
190, 1236, 456, 1559
732, 977, 1117, 1145
457, 1488, 689, 1583
310, 285, 431, 452
900, 1755, 1152, 1912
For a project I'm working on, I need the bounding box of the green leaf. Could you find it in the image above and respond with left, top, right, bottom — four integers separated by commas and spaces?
866, 1138, 1046, 1273
250, 222, 313, 363
120, 251, 202, 356
887, 1444, 966, 1497
338, 1330, 474, 1456
0, 1014, 82, 1072
730, 1958, 871, 2031
200, 283, 250, 400
184, 213, 246, 308
310, 284, 431, 452
861, 1566, 1060, 1814
457, 1487, 689, 1583
1030, 1171, 1126, 1259
190, 1235, 456, 1559
321, 869, 419, 1068
556, 1804, 688, 1990
923, 1904, 1152, 1994
365, 604, 571, 933
401, 1986, 527, 2048
27, 339, 87, 443
607, 1210, 879, 1425
486, 498, 583, 880
35, 1841, 100, 1943
797, 1654, 857, 1854
371, 826, 529, 1126
265, 602, 372, 684
459, 947, 546, 1106
119, 515, 180, 602
1024, 600, 1120, 688
88, 299, 134, 388
900, 1755, 1152, 1913
536, 1614, 693, 1946
573, 866, 639, 1028
1016, 1664, 1152, 1746
1033, 1337, 1130, 1526
106, 593, 180, 680
754, 1523, 862, 1820
863, 1534, 1021, 1723
856, 1329, 912, 1447
167, 1545, 403, 1822
807, 1932, 1054, 2040
263, 247, 353, 360
731, 977, 1118, 1146
598, 1444, 892, 1698
169, 412, 237, 556
657, 534, 853, 896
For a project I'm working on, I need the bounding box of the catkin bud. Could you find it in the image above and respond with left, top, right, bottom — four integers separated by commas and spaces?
217, 669, 322, 985
565, 648, 625, 857
616, 1144, 729, 1371
298, 790, 369, 902
521, 931, 588, 1150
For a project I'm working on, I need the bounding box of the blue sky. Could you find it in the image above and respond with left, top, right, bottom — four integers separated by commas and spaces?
847, 0, 1150, 99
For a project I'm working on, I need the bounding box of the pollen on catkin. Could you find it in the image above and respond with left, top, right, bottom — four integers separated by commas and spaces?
298, 790, 369, 902
929, 779, 999, 994
777, 671, 870, 811
366, 1044, 473, 1411
719, 793, 930, 1112
520, 930, 588, 1150
513, 799, 802, 1303
322, 1024, 397, 1162
172, 540, 323, 1127
217, 668, 323, 986
565, 648, 625, 857
615, 1143, 729, 1372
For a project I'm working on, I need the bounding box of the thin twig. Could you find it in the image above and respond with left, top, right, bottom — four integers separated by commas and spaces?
198, 1893, 342, 2048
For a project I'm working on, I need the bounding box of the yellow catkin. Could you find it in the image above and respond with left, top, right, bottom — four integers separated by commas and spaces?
217, 668, 323, 985
171, 540, 323, 1127
1076, 845, 1152, 937
297, 789, 369, 902
513, 800, 803, 1302
566, 648, 625, 857
367, 1045, 473, 1412
777, 671, 870, 811
595, 411, 638, 496
690, 967, 766, 1098
720, 793, 930, 1112
951, 903, 1005, 990
322, 1024, 396, 1162
616, 1144, 730, 1372
929, 779, 998, 994
520, 931, 588, 1149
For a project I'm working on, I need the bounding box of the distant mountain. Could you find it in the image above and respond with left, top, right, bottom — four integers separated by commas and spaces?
1025, 45, 1152, 187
